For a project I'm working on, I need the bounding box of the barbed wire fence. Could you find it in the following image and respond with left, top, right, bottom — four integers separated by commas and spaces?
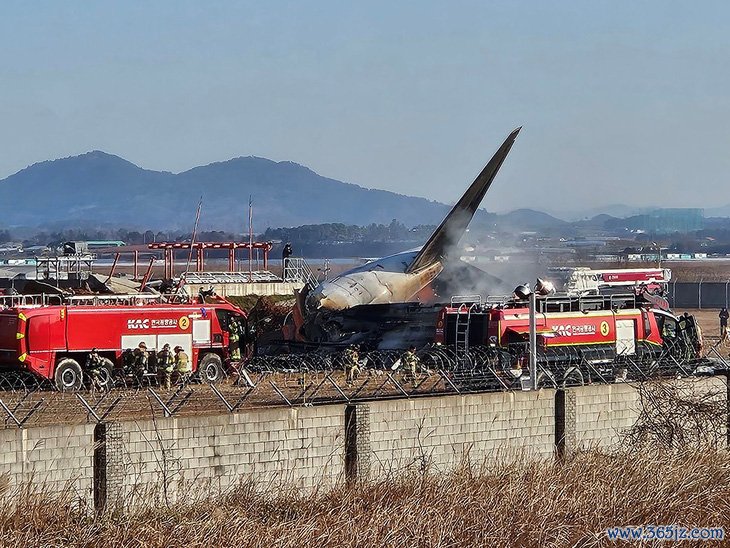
0, 341, 723, 430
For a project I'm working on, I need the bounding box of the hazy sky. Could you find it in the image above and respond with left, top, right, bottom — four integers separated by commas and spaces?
2, 1, 730, 214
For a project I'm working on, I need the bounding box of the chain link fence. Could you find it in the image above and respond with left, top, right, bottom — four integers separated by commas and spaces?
669, 281, 730, 309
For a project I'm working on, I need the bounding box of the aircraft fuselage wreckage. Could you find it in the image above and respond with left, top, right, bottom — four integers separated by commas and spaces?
285, 127, 522, 348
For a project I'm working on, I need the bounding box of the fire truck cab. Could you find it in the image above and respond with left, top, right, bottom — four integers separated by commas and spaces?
0, 295, 249, 390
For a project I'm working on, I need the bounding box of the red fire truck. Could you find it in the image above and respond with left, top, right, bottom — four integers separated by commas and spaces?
0, 294, 248, 390
434, 292, 702, 386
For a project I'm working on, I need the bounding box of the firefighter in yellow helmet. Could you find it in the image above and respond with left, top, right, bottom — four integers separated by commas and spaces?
402, 345, 420, 384
229, 318, 241, 361
343, 344, 360, 385
157, 343, 174, 390
174, 345, 192, 385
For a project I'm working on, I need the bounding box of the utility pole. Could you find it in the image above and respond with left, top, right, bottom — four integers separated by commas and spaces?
248, 196, 253, 279
529, 289, 538, 390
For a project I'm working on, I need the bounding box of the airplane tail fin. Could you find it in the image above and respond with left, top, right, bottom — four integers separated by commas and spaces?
406, 127, 521, 274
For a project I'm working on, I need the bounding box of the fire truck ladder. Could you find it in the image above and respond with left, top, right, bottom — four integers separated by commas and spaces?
450, 295, 482, 365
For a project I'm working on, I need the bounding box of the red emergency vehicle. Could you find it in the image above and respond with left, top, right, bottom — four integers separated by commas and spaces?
0, 294, 248, 390
434, 292, 702, 385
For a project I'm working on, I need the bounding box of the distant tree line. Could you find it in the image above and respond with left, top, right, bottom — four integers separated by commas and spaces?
262, 220, 437, 244
5, 219, 730, 255
0, 221, 438, 248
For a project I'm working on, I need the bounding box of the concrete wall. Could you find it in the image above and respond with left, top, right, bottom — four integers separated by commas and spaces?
573, 382, 641, 448
361, 390, 556, 476
570, 377, 727, 450
111, 404, 345, 506
0, 377, 726, 511
0, 424, 94, 506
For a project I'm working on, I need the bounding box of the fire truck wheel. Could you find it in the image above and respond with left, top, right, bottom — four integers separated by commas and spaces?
198, 353, 224, 383
55, 359, 83, 391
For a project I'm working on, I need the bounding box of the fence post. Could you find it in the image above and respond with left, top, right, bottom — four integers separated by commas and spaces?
93, 421, 124, 515
699, 280, 703, 310
344, 404, 370, 483
555, 389, 576, 461
93, 423, 107, 513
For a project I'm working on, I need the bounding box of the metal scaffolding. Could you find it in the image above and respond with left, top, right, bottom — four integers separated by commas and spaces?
148, 241, 274, 279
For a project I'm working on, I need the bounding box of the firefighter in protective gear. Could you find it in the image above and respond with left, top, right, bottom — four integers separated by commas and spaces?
343, 344, 360, 384
133, 342, 149, 383
85, 348, 106, 391
403, 345, 420, 383
122, 348, 135, 373
229, 318, 241, 361
174, 345, 192, 384
157, 343, 174, 390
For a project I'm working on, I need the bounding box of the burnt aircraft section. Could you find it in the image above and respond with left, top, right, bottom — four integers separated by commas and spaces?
294, 128, 522, 346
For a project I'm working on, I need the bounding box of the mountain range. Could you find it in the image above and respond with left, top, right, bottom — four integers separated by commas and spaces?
1, 151, 728, 232
0, 152, 455, 231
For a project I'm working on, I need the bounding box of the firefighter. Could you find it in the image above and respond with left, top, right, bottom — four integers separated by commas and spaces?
402, 345, 420, 384
122, 348, 135, 374
133, 342, 149, 382
679, 313, 702, 357
174, 345, 192, 385
157, 343, 174, 390
85, 348, 106, 391
720, 308, 729, 339
229, 318, 241, 361
343, 344, 359, 384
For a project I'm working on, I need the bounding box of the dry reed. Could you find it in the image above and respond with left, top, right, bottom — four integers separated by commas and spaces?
1, 448, 729, 547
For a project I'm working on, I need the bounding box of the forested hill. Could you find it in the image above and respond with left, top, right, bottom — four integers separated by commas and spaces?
0, 152, 454, 231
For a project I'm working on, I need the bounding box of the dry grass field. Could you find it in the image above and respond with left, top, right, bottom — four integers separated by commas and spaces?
664, 261, 730, 282
1, 449, 729, 547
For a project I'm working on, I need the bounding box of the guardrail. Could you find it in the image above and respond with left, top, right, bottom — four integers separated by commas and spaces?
283, 258, 319, 286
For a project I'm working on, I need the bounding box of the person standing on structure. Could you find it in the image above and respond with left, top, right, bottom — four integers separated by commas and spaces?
720, 307, 729, 339
282, 242, 293, 280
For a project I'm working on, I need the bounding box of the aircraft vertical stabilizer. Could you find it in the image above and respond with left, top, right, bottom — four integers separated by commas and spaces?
406, 127, 521, 274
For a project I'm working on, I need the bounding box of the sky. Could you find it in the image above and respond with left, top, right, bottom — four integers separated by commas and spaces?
2, 1, 730, 216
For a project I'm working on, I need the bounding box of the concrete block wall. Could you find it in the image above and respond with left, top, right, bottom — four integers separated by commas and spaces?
114, 404, 345, 504
0, 377, 726, 511
363, 390, 556, 476
570, 377, 727, 450
0, 424, 94, 506
572, 383, 642, 449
